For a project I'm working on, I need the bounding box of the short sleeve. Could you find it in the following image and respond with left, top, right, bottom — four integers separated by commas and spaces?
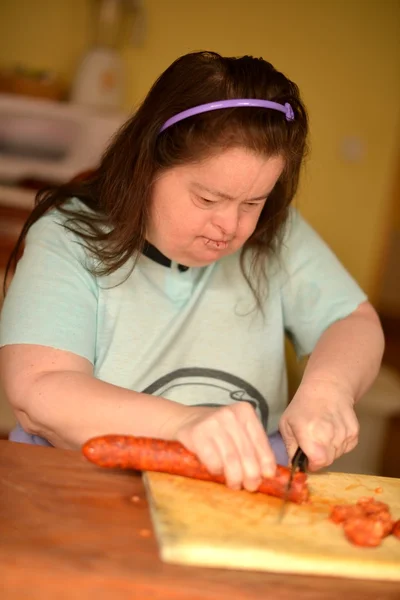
279, 209, 368, 358
0, 208, 98, 363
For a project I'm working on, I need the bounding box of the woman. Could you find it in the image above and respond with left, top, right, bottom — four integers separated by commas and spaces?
0, 51, 384, 493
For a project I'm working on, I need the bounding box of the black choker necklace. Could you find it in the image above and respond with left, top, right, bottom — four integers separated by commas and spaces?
142, 241, 189, 272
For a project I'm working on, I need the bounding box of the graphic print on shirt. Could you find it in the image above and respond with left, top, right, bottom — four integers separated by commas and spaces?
142, 367, 269, 429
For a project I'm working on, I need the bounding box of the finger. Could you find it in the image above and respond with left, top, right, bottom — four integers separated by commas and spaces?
292, 435, 334, 471
280, 421, 333, 471
278, 420, 299, 466
331, 415, 358, 461
211, 425, 244, 490
334, 435, 350, 462
280, 412, 337, 469
303, 419, 339, 469
243, 412, 276, 478
343, 435, 358, 454
226, 411, 264, 492
189, 428, 224, 476
342, 424, 359, 455
231, 430, 262, 492
331, 426, 349, 463
342, 413, 360, 455
230, 402, 275, 480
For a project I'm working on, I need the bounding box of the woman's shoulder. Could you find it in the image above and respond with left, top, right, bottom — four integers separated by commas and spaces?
279, 206, 326, 261
24, 197, 100, 274
28, 196, 92, 232
280, 206, 308, 244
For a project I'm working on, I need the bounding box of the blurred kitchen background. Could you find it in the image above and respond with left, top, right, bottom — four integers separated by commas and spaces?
0, 0, 399, 476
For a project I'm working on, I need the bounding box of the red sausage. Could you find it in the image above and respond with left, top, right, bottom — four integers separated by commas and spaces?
82, 434, 310, 504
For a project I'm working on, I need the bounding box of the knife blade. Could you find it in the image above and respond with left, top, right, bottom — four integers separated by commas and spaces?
277, 446, 308, 522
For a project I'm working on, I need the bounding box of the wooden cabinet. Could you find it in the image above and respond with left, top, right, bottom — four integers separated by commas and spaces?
0, 205, 31, 264
0, 204, 31, 260
0, 203, 31, 435
0, 204, 31, 303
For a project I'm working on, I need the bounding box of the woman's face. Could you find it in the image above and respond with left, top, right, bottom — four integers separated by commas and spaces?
147, 147, 285, 267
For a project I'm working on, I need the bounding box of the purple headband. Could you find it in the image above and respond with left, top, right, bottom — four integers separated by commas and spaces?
159, 99, 295, 133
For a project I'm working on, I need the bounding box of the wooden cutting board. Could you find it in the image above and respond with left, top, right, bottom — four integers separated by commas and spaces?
143, 471, 400, 581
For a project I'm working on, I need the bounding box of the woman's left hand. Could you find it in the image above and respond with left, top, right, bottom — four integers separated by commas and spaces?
279, 379, 360, 471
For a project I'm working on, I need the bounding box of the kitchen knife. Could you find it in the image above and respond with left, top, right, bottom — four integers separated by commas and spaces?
277, 446, 308, 522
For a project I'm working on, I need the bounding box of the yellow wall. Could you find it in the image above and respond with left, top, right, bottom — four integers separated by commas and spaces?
1, 0, 400, 301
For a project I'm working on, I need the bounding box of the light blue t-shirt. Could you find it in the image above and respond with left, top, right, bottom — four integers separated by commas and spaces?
0, 200, 367, 442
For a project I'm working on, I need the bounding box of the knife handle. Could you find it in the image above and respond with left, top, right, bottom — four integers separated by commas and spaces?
292, 447, 308, 472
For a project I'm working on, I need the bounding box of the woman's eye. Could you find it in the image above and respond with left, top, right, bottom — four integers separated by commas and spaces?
200, 197, 215, 205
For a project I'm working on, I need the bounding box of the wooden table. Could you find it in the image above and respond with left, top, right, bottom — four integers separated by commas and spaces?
0, 441, 399, 600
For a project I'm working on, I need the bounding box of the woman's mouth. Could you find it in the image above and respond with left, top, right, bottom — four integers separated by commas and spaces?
203, 237, 229, 250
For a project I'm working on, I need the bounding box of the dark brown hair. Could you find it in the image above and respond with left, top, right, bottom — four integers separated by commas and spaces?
4, 51, 308, 306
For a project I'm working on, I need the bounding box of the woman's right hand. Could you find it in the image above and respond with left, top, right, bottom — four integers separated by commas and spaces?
166, 403, 276, 492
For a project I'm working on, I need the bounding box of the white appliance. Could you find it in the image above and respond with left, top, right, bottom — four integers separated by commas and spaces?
71, 0, 146, 111
0, 93, 126, 209
71, 46, 125, 111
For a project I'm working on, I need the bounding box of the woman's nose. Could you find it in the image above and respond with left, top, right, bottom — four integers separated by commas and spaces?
212, 205, 239, 236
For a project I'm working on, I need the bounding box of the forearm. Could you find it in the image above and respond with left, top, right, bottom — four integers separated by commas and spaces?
17, 371, 188, 450
300, 302, 385, 402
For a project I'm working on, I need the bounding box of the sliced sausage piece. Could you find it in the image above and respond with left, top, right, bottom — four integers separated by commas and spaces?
82, 434, 310, 503
330, 504, 365, 524
343, 518, 386, 547
330, 495, 396, 547
373, 511, 394, 537
356, 497, 390, 516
